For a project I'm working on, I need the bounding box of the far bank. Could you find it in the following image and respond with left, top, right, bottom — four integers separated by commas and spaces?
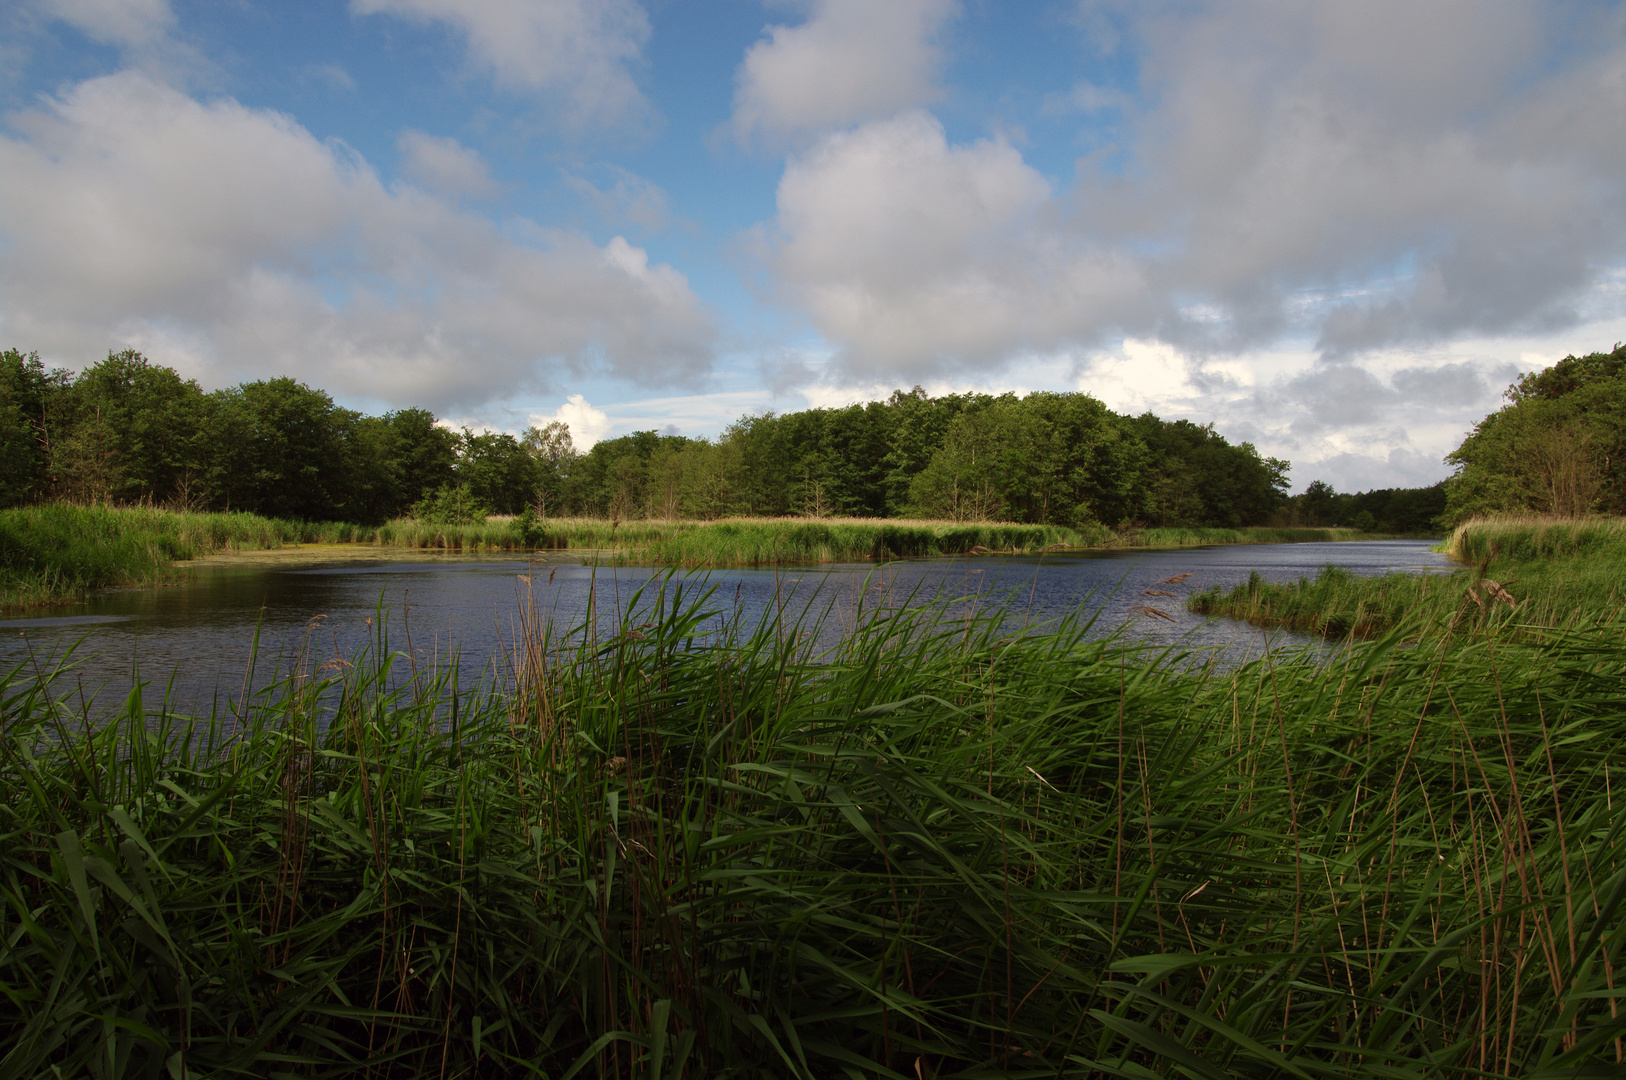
0, 502, 1415, 612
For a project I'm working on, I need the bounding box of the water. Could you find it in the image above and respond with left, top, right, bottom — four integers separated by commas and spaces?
0, 540, 1455, 716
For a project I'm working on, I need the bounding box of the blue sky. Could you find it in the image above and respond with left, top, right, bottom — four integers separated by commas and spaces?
3, 0, 1623, 491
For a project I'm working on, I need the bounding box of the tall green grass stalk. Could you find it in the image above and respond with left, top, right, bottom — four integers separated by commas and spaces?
1, 578, 1621, 1077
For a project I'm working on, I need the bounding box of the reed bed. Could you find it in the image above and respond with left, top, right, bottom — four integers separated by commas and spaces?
1, 579, 1621, 1077
1447, 514, 1626, 564
0, 504, 1423, 614
617, 519, 1094, 566
0, 504, 313, 610
1112, 525, 1375, 548
1192, 515, 1626, 638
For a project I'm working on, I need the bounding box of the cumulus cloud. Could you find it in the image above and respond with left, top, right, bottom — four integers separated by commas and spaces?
0, 72, 715, 410
351, 0, 651, 131
769, 110, 1148, 380
765, 1, 1623, 382
732, 0, 957, 142
397, 130, 498, 198
531, 393, 611, 448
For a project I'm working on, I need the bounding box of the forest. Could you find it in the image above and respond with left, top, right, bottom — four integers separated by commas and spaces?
0, 346, 1300, 528
1, 345, 1457, 531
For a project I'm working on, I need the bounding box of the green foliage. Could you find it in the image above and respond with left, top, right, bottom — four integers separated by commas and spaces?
51, 350, 210, 507
2, 581, 1622, 1076
0, 504, 309, 609
1191, 514, 1626, 637
1, 345, 1295, 528
0, 349, 60, 507
1444, 342, 1626, 523
458, 430, 540, 515
207, 377, 352, 520
1276, 478, 1448, 533
408, 482, 490, 525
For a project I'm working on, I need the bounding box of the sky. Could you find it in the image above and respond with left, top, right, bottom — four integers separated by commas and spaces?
2, 0, 1623, 493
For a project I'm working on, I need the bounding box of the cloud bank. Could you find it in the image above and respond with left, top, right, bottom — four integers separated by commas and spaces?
0, 72, 714, 410
760, 0, 1623, 374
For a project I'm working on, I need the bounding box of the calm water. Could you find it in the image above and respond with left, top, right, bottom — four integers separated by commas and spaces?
0, 540, 1455, 716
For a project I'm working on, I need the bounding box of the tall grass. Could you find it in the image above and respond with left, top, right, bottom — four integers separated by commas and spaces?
1112, 525, 1376, 548
1446, 513, 1626, 563
1, 578, 1621, 1077
0, 503, 1421, 614
1192, 515, 1626, 637
0, 504, 312, 610
619, 518, 1093, 566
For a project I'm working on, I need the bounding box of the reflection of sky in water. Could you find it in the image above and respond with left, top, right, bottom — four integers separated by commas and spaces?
0, 540, 1455, 717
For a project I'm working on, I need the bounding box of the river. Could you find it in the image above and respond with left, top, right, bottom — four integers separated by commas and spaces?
0, 539, 1455, 717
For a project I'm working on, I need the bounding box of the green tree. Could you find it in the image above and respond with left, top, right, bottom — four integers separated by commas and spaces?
388, 409, 459, 509
1444, 343, 1626, 523
0, 349, 64, 507
54, 350, 208, 506
206, 377, 350, 520
458, 431, 541, 516
521, 420, 577, 516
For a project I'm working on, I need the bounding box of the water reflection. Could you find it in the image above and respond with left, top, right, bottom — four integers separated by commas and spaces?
0, 540, 1455, 716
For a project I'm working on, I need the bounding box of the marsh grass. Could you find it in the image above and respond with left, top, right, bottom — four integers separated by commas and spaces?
0, 504, 1419, 614
1, 576, 1622, 1077
1190, 515, 1626, 638
0, 504, 314, 610
1445, 514, 1626, 563
1113, 525, 1378, 548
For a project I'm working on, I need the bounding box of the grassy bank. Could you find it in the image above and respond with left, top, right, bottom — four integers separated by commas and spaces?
0, 504, 314, 610
378, 519, 1386, 564
1190, 514, 1626, 637
1109, 524, 1374, 547
1, 505, 1399, 613
1, 580, 1620, 1077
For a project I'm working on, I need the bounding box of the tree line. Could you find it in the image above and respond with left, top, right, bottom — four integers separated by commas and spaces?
2, 347, 1303, 526
1443, 342, 1626, 523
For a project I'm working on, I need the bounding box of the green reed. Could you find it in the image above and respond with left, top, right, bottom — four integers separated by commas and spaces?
1190, 515, 1626, 638
0, 504, 317, 610
1, 575, 1621, 1077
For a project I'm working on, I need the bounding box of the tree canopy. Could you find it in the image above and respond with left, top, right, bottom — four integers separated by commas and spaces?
1, 346, 1299, 527
1443, 342, 1626, 523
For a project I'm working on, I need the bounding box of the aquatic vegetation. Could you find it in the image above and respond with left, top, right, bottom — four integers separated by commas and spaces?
0, 503, 1405, 614
1, 579, 1620, 1076
0, 503, 309, 610
1190, 514, 1626, 637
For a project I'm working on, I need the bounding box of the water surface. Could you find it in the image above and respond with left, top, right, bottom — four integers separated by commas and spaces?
0, 540, 1455, 715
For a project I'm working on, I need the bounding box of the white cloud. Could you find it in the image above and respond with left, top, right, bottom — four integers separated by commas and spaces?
769, 110, 1146, 380
39, 0, 172, 48
531, 393, 610, 448
755, 1, 1626, 485
397, 130, 498, 198
351, 0, 651, 131
731, 0, 957, 142
0, 72, 715, 410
